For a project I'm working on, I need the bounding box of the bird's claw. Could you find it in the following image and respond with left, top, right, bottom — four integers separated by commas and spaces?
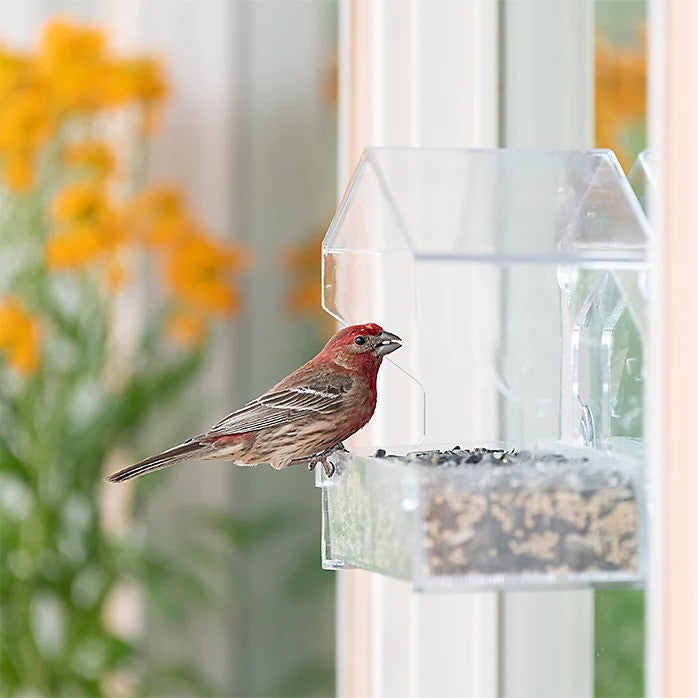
321, 458, 335, 477
306, 456, 336, 477
303, 443, 345, 476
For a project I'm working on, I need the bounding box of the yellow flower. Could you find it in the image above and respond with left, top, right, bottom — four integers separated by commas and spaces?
46, 224, 107, 268
126, 185, 189, 248
2, 150, 34, 191
0, 297, 41, 374
46, 182, 124, 269
284, 234, 323, 312
51, 181, 109, 223
0, 77, 53, 191
0, 45, 31, 103
283, 226, 334, 336
164, 231, 245, 314
61, 140, 115, 179
165, 311, 207, 347
36, 19, 108, 113
104, 57, 167, 105
0, 85, 52, 152
595, 28, 646, 170
104, 58, 167, 133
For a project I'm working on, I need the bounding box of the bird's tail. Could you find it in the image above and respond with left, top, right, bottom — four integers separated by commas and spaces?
106, 440, 213, 483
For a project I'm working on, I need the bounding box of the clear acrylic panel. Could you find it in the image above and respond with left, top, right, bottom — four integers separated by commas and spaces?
628, 150, 655, 214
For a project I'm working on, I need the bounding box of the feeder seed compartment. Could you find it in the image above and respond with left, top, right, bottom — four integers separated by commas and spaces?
317, 446, 641, 591
321, 148, 650, 590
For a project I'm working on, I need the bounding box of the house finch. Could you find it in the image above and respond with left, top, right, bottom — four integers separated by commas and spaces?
107, 323, 401, 483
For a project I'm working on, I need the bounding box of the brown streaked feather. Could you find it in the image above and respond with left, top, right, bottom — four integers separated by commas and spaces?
105, 440, 214, 483
203, 370, 354, 439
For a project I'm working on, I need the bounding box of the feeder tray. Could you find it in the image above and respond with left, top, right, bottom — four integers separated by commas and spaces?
317, 445, 641, 590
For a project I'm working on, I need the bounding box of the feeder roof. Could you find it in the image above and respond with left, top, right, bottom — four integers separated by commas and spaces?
324, 148, 651, 263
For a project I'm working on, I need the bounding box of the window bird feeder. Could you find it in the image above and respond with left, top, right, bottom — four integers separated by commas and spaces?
318, 148, 650, 591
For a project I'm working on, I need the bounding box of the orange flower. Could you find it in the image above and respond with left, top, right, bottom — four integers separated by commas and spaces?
164, 231, 245, 314
126, 185, 189, 248
35, 19, 168, 118
104, 57, 167, 134
284, 234, 323, 312
104, 57, 167, 105
595, 29, 646, 170
51, 181, 109, 222
283, 227, 334, 336
0, 20, 170, 191
61, 140, 115, 179
103, 56, 167, 132
45, 225, 105, 268
0, 297, 41, 374
284, 233, 322, 273
0, 45, 32, 103
165, 311, 207, 347
2, 150, 34, 191
0, 84, 52, 149
46, 182, 124, 268
36, 19, 108, 113
0, 69, 53, 191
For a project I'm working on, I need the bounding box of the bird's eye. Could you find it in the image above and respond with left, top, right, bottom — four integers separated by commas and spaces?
354, 336, 366, 346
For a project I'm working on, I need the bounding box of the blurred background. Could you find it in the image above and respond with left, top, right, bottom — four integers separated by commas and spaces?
0, 1, 646, 697
0, 2, 337, 696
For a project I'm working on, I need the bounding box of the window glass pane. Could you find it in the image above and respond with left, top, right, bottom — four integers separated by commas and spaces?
593, 2, 647, 697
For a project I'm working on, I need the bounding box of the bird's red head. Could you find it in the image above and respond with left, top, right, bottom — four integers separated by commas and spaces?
319, 323, 402, 372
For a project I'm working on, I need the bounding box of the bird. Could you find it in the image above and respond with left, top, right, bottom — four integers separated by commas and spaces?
106, 323, 402, 483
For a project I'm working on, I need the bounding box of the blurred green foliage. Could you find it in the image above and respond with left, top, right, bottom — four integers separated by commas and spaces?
0, 18, 259, 696
0, 256, 210, 694
595, 589, 644, 697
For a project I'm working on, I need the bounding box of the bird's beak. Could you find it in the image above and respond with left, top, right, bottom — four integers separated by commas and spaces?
374, 330, 402, 357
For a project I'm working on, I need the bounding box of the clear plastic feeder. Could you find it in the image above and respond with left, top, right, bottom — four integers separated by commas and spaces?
319, 148, 650, 590
628, 150, 654, 214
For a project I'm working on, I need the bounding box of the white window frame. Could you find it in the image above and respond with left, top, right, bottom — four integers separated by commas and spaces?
647, 1, 698, 696
336, 2, 599, 697
337, 3, 500, 697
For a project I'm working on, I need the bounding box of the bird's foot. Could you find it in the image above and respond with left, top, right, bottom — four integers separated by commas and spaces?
302, 443, 346, 476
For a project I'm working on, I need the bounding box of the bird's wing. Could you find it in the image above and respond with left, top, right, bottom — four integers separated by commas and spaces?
204, 376, 352, 438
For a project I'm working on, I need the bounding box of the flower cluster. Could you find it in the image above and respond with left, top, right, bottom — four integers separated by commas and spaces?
127, 186, 246, 344
0, 19, 248, 698
40, 177, 245, 350
46, 181, 122, 269
0, 18, 245, 375
61, 140, 115, 179
0, 19, 166, 192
